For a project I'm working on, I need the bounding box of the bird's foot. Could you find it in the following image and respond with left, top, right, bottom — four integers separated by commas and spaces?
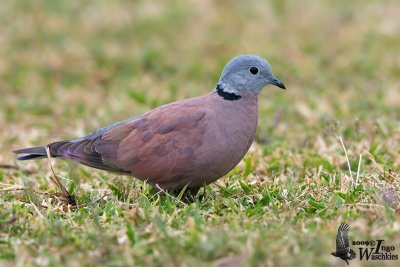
152, 185, 201, 204
173, 187, 201, 203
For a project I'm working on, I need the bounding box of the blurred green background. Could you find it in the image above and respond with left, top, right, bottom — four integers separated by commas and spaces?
0, 0, 399, 266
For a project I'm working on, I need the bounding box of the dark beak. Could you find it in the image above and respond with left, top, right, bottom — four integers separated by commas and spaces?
269, 77, 286, 90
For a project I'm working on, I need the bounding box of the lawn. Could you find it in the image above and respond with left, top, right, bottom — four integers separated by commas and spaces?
0, 0, 399, 266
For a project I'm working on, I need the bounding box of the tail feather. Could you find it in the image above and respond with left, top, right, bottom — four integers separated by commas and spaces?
13, 144, 63, 161
13, 139, 126, 173
15, 153, 47, 160
13, 146, 47, 160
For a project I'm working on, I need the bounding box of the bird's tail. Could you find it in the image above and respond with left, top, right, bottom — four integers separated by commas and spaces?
13, 142, 67, 160
13, 146, 48, 160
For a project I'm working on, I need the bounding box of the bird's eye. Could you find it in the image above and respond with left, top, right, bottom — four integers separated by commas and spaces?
249, 66, 259, 75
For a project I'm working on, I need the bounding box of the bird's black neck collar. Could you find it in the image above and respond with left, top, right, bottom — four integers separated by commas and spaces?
216, 84, 241, 101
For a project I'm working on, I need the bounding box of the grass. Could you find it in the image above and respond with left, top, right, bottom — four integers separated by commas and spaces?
0, 0, 399, 266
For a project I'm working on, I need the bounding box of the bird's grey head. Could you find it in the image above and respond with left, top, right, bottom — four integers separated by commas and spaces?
216, 54, 285, 99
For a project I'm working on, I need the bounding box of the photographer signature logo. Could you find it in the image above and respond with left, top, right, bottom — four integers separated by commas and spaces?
331, 223, 398, 264
356, 239, 398, 261
331, 223, 356, 265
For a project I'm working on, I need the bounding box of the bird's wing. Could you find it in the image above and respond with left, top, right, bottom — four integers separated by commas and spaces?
336, 223, 351, 251
57, 97, 209, 186
81, 114, 144, 140
48, 137, 127, 173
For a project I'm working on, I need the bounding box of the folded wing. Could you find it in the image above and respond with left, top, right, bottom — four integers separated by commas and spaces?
58, 99, 208, 186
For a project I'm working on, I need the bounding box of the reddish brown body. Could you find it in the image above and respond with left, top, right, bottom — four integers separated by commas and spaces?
80, 91, 258, 190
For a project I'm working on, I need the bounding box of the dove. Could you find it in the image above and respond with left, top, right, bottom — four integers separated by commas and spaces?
14, 54, 285, 197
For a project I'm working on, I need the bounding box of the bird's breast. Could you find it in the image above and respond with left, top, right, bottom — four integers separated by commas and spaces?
192, 94, 259, 184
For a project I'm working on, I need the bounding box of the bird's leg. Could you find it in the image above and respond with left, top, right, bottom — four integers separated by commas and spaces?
345, 259, 349, 265
152, 185, 201, 203
183, 187, 201, 203
171, 187, 201, 203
